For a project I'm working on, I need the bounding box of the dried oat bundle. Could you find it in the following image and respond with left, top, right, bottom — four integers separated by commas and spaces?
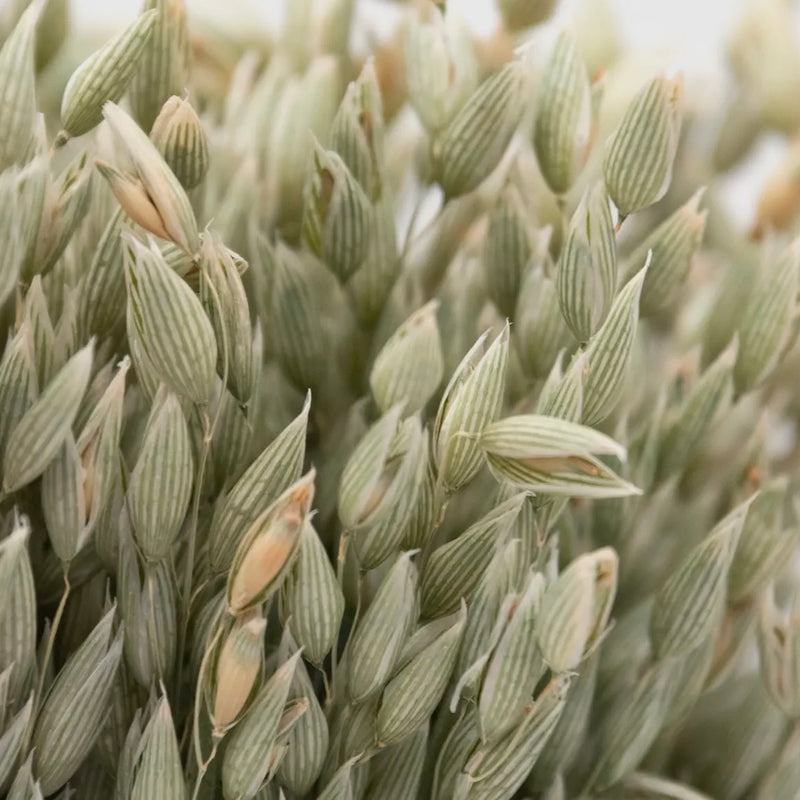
0, 0, 799, 798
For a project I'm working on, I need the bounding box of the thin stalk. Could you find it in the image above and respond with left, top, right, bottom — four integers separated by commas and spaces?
316, 662, 332, 703
191, 736, 220, 800
418, 482, 449, 574
352, 570, 365, 641
399, 196, 427, 263
329, 532, 350, 706
400, 197, 447, 268
579, 762, 602, 798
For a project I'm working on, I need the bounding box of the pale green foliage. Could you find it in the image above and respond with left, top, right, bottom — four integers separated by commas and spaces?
0, 1, 800, 799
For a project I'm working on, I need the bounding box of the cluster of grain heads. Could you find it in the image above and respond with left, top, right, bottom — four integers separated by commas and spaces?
2, 0, 800, 796
100, 101, 200, 254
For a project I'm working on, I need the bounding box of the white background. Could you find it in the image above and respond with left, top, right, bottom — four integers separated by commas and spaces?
65, 0, 792, 80
62, 0, 800, 228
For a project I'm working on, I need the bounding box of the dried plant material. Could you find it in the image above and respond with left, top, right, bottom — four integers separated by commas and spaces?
433, 324, 510, 492
498, 0, 559, 32
348, 551, 417, 702
2, 1, 800, 797
533, 32, 593, 195
482, 415, 637, 498
0, 0, 43, 170
302, 140, 372, 283
481, 184, 536, 319
59, 10, 158, 140
405, 3, 478, 134
210, 615, 266, 733
603, 74, 683, 219
128, 0, 189, 132
126, 389, 193, 560
733, 240, 800, 393
650, 502, 747, 659
0, 520, 37, 708
32, 608, 123, 795
209, 393, 310, 573
752, 139, 800, 239
434, 60, 530, 198
369, 301, 444, 415
3, 341, 93, 493
222, 651, 303, 799
556, 182, 617, 341
150, 95, 210, 190
75, 356, 128, 534
626, 188, 707, 316
124, 235, 216, 403
100, 101, 200, 254
130, 697, 186, 800
330, 60, 385, 202
227, 470, 316, 613
282, 520, 344, 665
